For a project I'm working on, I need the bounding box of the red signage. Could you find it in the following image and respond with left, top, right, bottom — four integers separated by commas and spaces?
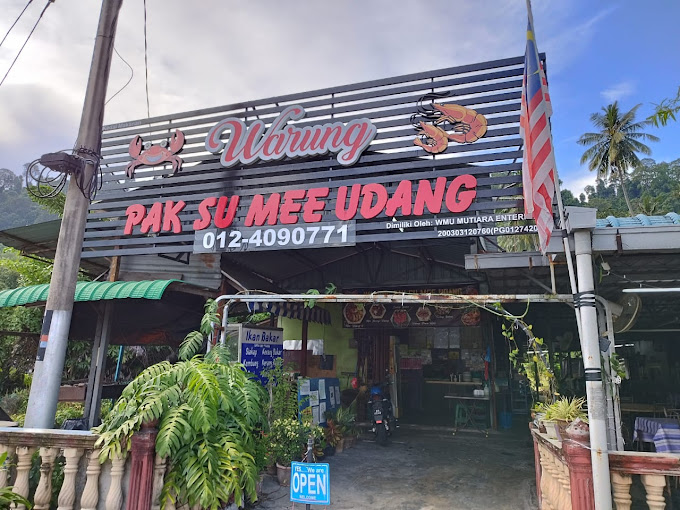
205, 105, 377, 168
126, 129, 185, 178
123, 175, 478, 236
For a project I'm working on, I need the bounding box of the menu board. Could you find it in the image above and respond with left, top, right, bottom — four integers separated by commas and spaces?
342, 302, 481, 329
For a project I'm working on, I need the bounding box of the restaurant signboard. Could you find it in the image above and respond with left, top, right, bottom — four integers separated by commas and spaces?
85, 56, 536, 259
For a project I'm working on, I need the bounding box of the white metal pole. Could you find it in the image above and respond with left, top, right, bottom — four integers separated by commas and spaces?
596, 296, 625, 451
573, 230, 612, 510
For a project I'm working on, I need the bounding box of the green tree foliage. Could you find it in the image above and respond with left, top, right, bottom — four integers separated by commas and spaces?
0, 249, 52, 394
648, 86, 680, 127
0, 170, 59, 231
95, 301, 267, 509
578, 102, 659, 216
568, 159, 680, 219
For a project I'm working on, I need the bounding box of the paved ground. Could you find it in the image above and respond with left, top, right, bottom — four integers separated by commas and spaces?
253, 424, 538, 510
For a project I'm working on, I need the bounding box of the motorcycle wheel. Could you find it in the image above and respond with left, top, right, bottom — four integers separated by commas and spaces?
376, 422, 388, 446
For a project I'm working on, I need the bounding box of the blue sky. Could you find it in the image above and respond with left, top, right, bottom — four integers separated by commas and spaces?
0, 0, 678, 198
545, 1, 680, 194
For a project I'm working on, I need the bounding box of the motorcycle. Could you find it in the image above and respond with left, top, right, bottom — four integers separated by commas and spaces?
369, 382, 394, 446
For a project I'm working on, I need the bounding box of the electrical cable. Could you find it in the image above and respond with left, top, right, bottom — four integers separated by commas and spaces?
0, 0, 53, 89
0, 0, 34, 49
143, 0, 150, 119
105, 47, 134, 105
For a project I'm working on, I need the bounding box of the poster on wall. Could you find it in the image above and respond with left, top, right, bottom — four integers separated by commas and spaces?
237, 326, 284, 384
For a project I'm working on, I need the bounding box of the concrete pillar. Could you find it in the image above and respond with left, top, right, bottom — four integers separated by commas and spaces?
126, 422, 158, 510
563, 430, 595, 509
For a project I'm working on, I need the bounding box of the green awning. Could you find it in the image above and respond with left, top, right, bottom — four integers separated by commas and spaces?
0, 280, 181, 308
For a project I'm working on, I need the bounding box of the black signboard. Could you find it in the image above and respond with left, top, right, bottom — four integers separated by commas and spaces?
84, 55, 539, 259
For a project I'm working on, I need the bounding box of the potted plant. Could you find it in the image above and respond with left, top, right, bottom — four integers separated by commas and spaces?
335, 405, 358, 448
324, 418, 343, 453
268, 418, 305, 486
538, 397, 588, 440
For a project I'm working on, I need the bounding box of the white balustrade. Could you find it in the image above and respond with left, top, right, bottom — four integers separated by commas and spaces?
151, 455, 167, 510
104, 454, 125, 510
533, 428, 680, 510
611, 471, 633, 510
14, 446, 36, 510
34, 446, 59, 510
0, 428, 131, 510
0, 443, 9, 488
57, 447, 84, 510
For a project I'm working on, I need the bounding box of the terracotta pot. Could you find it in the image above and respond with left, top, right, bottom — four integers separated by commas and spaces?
335, 438, 345, 453
555, 419, 569, 440
276, 463, 291, 486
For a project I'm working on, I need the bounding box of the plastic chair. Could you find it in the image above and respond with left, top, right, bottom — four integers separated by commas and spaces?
454, 404, 469, 429
663, 408, 680, 420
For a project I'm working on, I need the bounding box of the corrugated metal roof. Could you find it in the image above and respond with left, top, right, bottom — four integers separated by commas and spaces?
0, 280, 180, 308
596, 212, 680, 228
0, 220, 109, 275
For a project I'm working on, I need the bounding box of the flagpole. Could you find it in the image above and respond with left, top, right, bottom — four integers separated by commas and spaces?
523, 2, 612, 509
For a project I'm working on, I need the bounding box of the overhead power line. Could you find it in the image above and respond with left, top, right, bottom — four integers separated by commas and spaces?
143, 0, 150, 119
0, 0, 34, 49
105, 47, 134, 105
0, 0, 54, 89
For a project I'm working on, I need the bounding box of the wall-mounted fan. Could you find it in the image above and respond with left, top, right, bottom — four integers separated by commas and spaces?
609, 294, 642, 333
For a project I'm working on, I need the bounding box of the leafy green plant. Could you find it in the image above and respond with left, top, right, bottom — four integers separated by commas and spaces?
263, 359, 299, 426
253, 431, 269, 474
268, 418, 305, 466
334, 404, 357, 437
0, 452, 32, 509
94, 300, 266, 510
608, 353, 627, 380
539, 397, 588, 423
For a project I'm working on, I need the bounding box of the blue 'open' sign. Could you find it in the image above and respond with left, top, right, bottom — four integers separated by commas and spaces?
289, 462, 330, 505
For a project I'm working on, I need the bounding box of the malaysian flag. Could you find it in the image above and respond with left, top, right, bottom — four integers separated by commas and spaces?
520, 1, 557, 254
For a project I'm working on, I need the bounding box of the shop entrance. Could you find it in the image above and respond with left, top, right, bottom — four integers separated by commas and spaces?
353, 323, 495, 429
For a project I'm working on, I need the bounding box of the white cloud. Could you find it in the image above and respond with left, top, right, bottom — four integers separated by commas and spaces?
0, 0, 608, 174
600, 80, 636, 103
540, 6, 616, 76
561, 170, 597, 198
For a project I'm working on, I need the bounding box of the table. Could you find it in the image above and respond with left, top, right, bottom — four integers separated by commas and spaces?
633, 417, 680, 453
444, 395, 490, 436
621, 403, 664, 416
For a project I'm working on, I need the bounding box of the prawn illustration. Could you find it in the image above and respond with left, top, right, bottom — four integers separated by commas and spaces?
413, 122, 449, 154
412, 94, 488, 154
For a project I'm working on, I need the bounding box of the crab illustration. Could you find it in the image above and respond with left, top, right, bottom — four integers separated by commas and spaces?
126, 129, 185, 178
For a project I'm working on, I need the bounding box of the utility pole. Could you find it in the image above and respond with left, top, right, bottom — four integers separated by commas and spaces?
571, 225, 613, 510
24, 0, 124, 429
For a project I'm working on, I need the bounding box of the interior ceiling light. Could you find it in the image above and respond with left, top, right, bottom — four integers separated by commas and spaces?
622, 288, 680, 294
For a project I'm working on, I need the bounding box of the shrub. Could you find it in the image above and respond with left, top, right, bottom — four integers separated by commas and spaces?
95, 300, 267, 510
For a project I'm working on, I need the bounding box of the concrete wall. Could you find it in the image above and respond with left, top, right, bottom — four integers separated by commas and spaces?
280, 304, 356, 389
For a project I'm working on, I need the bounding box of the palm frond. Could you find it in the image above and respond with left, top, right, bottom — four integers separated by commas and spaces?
179, 331, 204, 361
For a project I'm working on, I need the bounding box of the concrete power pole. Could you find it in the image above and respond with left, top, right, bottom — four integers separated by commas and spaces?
24, 0, 124, 429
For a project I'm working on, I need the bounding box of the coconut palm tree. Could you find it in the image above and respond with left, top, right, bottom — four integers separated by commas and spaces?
578, 102, 659, 216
